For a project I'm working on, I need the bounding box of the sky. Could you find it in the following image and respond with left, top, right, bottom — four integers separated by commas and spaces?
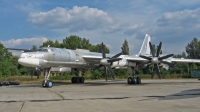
0, 0, 200, 55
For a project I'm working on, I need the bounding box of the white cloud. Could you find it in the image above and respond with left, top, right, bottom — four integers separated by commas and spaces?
103, 23, 128, 33
143, 7, 200, 54
124, 23, 144, 35
1, 37, 48, 48
27, 6, 113, 32
157, 8, 200, 28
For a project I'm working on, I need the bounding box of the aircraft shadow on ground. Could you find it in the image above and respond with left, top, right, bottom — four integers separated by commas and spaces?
141, 88, 200, 101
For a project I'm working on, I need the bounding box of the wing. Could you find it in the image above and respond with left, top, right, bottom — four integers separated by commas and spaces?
169, 58, 200, 63
126, 57, 147, 62
6, 48, 37, 52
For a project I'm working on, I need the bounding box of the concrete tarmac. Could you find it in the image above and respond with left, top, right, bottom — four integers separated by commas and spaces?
0, 79, 200, 112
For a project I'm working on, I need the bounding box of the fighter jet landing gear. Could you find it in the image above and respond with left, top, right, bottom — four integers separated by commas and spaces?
71, 77, 85, 83
127, 77, 141, 84
42, 68, 53, 88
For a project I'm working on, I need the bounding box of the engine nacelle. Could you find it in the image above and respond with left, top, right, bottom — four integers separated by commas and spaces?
100, 59, 110, 65
111, 61, 127, 68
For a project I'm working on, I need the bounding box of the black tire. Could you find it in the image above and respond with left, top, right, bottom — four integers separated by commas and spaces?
127, 77, 133, 84
76, 77, 80, 83
0, 82, 2, 86
71, 77, 76, 83
2, 81, 9, 86
80, 77, 85, 83
137, 77, 141, 84
9, 81, 20, 85
132, 77, 137, 84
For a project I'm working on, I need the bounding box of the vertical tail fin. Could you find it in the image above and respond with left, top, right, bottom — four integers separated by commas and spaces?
138, 34, 151, 55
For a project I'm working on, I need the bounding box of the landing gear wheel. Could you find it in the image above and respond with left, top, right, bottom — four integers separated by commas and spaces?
137, 77, 141, 84
80, 77, 85, 83
46, 80, 53, 88
127, 77, 133, 84
42, 80, 53, 87
71, 77, 76, 83
132, 77, 137, 84
76, 77, 80, 83
71, 77, 85, 83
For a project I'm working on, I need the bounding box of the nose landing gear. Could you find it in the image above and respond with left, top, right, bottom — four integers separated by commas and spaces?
42, 68, 53, 88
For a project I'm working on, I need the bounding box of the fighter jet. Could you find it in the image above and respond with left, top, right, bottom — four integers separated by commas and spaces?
6, 34, 200, 87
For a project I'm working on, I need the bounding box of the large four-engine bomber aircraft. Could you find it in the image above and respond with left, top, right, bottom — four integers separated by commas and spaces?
7, 34, 200, 87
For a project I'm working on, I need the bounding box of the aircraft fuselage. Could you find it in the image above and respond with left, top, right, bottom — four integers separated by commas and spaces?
18, 47, 128, 69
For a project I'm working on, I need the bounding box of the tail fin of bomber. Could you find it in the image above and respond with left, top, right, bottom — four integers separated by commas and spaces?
138, 34, 151, 55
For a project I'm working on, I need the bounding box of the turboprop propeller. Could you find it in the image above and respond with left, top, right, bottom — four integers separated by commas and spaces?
138, 42, 174, 79
93, 42, 122, 81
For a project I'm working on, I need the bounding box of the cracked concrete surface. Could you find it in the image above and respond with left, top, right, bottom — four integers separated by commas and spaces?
0, 79, 200, 112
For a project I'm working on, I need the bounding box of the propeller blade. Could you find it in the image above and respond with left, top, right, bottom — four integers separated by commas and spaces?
93, 64, 103, 71
137, 60, 151, 67
160, 60, 173, 66
139, 55, 152, 60
104, 66, 108, 81
107, 58, 121, 62
151, 65, 156, 79
112, 52, 123, 58
158, 54, 174, 60
149, 42, 155, 57
156, 42, 162, 57
108, 65, 115, 79
154, 64, 161, 79
101, 42, 106, 58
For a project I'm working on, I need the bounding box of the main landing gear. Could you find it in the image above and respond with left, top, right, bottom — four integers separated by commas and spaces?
127, 77, 141, 84
127, 67, 142, 85
71, 68, 85, 83
71, 77, 85, 83
42, 68, 53, 88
